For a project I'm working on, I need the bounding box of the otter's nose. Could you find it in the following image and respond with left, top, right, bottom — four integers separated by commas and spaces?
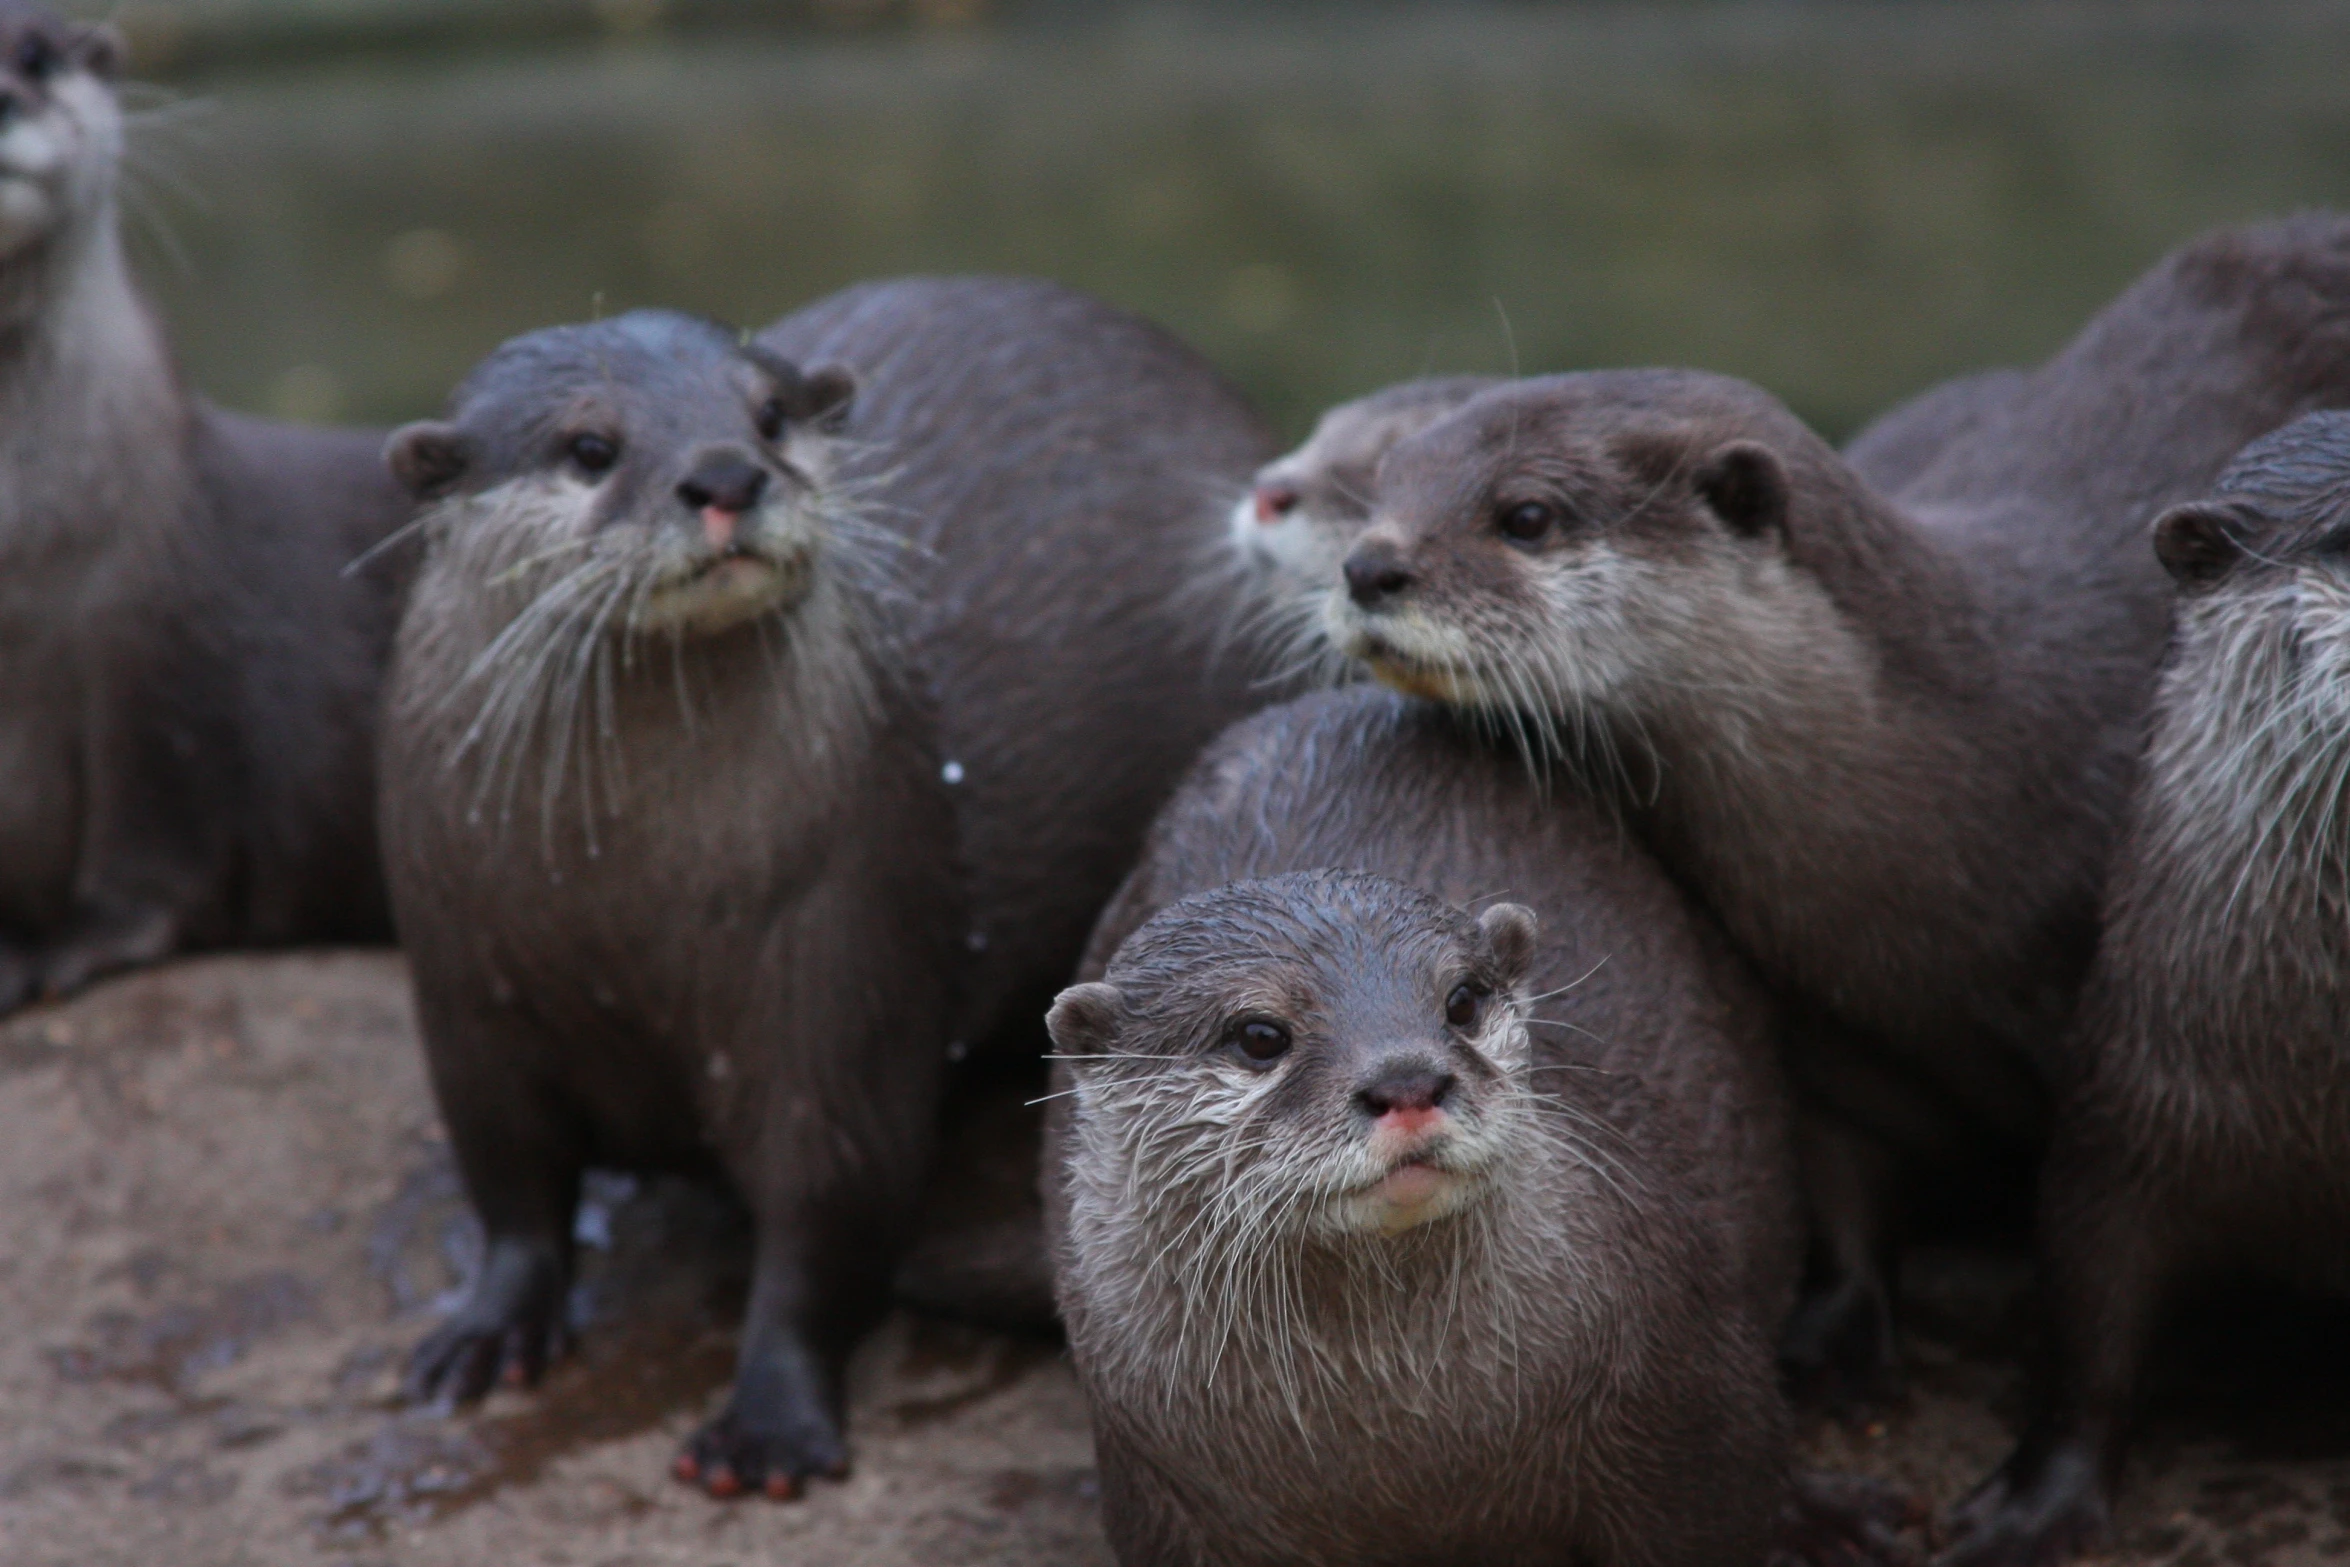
677, 454, 768, 518
1356, 1066, 1456, 1132
1252, 482, 1300, 525
1343, 541, 1415, 607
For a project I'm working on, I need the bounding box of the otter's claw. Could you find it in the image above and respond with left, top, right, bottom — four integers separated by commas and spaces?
674, 1404, 848, 1501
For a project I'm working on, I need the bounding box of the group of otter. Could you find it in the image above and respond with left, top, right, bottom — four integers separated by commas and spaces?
10, 7, 2350, 1564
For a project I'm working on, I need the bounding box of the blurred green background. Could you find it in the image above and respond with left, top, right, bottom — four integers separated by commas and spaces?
68, 0, 2350, 439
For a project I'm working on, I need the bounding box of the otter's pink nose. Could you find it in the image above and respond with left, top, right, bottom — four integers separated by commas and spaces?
700, 507, 738, 549
1253, 483, 1300, 525
1357, 1068, 1455, 1134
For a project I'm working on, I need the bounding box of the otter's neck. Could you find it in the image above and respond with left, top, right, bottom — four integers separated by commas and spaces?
2125, 596, 2350, 1013
0, 205, 182, 563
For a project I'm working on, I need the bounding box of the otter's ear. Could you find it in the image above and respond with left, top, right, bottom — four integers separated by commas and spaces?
792, 364, 856, 430
2153, 500, 2258, 590
1476, 903, 1539, 991
1693, 440, 1789, 538
385, 421, 474, 501
71, 22, 124, 79
1046, 982, 1126, 1062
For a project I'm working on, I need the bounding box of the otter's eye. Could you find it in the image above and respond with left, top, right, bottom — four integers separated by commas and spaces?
567, 433, 619, 476
755, 399, 786, 442
1497, 501, 1556, 546
1445, 984, 1485, 1030
16, 32, 59, 80
1227, 1019, 1292, 1065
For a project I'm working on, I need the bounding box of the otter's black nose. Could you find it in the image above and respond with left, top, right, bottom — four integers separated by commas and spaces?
1356, 1067, 1455, 1119
1344, 543, 1414, 607
677, 454, 768, 516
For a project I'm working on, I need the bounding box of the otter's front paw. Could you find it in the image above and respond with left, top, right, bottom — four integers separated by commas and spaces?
1771, 1470, 1928, 1567
1936, 1442, 2108, 1567
403, 1239, 569, 1406
1781, 1273, 1906, 1415
33, 903, 178, 1002
673, 1397, 848, 1501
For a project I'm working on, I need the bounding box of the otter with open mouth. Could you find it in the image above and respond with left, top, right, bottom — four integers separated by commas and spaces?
1320, 216, 2350, 1406
1046, 688, 1817, 1567
0, 0, 413, 1014
1942, 413, 2350, 1565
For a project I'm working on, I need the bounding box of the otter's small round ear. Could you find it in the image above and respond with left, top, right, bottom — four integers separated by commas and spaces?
2153, 500, 2257, 590
71, 22, 124, 79
385, 421, 474, 501
1694, 440, 1789, 538
1046, 982, 1126, 1062
793, 364, 856, 430
1476, 903, 1539, 991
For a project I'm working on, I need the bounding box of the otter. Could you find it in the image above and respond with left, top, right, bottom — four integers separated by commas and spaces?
387, 278, 1275, 1498
1224, 376, 1499, 621
0, 0, 412, 1015
1940, 414, 2350, 1564
1840, 367, 2026, 492
1047, 688, 1805, 1567
1319, 216, 2350, 1394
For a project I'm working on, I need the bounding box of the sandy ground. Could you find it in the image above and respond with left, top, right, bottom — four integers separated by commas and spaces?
2, 951, 2348, 1567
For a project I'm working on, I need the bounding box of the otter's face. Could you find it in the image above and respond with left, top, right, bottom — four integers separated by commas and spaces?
1228, 379, 1499, 603
1320, 377, 1795, 734
0, 5, 121, 264
1051, 875, 1540, 1242
2156, 478, 2350, 730
388, 311, 856, 639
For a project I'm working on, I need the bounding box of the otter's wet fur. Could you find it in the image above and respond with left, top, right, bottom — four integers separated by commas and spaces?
1943, 413, 2350, 1565
0, 0, 411, 1014
1321, 215, 2350, 1391
1047, 689, 1800, 1567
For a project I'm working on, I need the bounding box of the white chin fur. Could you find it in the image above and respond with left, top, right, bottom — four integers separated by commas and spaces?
636, 549, 814, 635
1320, 594, 1499, 705
0, 179, 56, 258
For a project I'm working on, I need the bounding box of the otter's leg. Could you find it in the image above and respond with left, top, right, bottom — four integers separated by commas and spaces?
676, 1024, 943, 1497
1938, 1129, 2177, 1567
1781, 1107, 1905, 1409
404, 994, 584, 1405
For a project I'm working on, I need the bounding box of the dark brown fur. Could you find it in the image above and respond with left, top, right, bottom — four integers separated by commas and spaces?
1325, 215, 2350, 1392
1046, 687, 1800, 1567
0, 0, 411, 1013
383, 279, 1272, 1496
1944, 413, 2350, 1564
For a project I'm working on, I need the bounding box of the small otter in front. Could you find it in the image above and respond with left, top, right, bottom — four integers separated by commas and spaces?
1049, 689, 1807, 1567
382, 312, 962, 1499
1941, 414, 2350, 1565
0, 0, 411, 1013
1321, 216, 2350, 1396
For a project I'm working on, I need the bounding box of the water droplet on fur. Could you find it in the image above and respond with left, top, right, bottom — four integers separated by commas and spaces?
945, 1040, 969, 1063
941, 760, 965, 785
965, 930, 988, 954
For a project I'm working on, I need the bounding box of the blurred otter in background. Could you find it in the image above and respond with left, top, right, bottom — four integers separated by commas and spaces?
0, 0, 411, 1015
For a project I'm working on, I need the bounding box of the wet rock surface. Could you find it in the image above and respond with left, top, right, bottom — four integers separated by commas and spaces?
0, 950, 2345, 1565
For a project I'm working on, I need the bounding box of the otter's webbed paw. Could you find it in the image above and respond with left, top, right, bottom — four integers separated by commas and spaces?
673, 1343, 847, 1501
1781, 1272, 1906, 1415
403, 1237, 570, 1406
1935, 1442, 2108, 1567
1770, 1470, 1929, 1567
32, 903, 179, 1003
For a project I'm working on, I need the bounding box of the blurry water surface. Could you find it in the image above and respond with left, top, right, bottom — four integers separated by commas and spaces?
107, 0, 2350, 438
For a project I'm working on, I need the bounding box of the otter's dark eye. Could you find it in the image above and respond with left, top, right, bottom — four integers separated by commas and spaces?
1445, 984, 1485, 1029
755, 399, 786, 442
1228, 1019, 1292, 1065
1497, 501, 1556, 546
567, 433, 619, 476
17, 32, 59, 80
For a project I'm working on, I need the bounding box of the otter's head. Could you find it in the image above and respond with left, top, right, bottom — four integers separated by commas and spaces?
1228, 377, 1501, 603
2152, 410, 2350, 734
1050, 871, 1540, 1243
0, 2, 122, 268
388, 310, 855, 639
1320, 371, 1824, 740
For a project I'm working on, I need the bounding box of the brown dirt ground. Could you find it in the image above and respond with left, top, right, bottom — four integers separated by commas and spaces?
2, 951, 2347, 1566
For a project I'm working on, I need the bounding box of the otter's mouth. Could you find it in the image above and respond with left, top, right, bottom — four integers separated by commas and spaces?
636, 539, 816, 634
1353, 637, 1482, 705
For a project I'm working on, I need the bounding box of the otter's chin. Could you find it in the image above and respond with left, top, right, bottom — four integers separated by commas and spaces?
1331, 1160, 1482, 1237
0, 179, 58, 258
637, 553, 813, 636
